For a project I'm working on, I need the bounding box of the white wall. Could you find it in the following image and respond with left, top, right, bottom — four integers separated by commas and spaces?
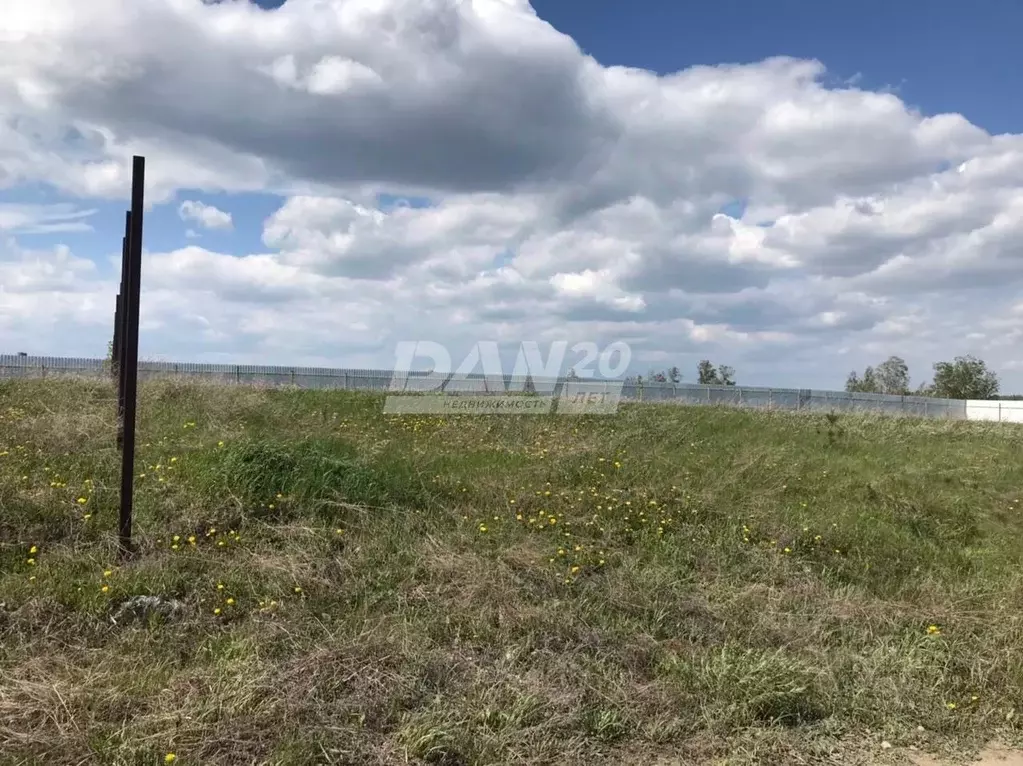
965, 400, 1023, 423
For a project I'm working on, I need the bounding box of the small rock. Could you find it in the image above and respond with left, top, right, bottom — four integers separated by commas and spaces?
111, 595, 184, 625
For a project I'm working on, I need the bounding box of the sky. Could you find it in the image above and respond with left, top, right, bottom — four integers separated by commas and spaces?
2, 0, 1023, 390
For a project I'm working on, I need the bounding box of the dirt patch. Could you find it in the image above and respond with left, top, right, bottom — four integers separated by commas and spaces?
911, 745, 1023, 766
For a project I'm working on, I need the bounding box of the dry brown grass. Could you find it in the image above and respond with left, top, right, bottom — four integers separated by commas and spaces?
2, 377, 1023, 764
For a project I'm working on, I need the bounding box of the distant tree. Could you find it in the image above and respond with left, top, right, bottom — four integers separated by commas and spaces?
874, 356, 910, 395
932, 355, 999, 400
847, 356, 911, 395
697, 360, 735, 385
667, 366, 682, 384
697, 360, 717, 385
566, 367, 580, 381
913, 380, 936, 397
846, 366, 879, 393
639, 367, 679, 384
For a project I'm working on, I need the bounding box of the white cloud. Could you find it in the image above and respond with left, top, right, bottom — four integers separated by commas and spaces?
0, 0, 1022, 388
178, 200, 233, 230
0, 203, 95, 234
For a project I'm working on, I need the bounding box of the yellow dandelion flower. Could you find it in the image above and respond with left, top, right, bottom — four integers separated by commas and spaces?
927, 625, 942, 636
103, 569, 113, 577
946, 702, 956, 710
226, 598, 235, 606
213, 608, 221, 615
83, 514, 92, 520
77, 497, 87, 504
293, 586, 302, 594
26, 558, 35, 565
165, 755, 177, 764
101, 584, 109, 593
29, 545, 38, 554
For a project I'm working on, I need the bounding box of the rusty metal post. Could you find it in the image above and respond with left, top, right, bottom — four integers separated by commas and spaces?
118, 157, 146, 558
116, 212, 131, 449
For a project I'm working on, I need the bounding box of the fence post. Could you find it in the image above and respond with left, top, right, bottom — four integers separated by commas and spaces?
117, 155, 146, 559
116, 212, 131, 448
236, 365, 241, 383
112, 293, 121, 380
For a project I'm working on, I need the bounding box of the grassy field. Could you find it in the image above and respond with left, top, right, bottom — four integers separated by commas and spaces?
2, 377, 1023, 765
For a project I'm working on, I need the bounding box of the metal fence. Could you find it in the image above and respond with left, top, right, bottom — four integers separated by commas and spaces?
0, 354, 969, 419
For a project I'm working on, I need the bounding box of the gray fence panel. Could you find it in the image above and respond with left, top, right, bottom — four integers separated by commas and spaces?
0, 354, 975, 421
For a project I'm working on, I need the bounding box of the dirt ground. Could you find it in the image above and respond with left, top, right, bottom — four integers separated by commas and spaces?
909, 745, 1023, 766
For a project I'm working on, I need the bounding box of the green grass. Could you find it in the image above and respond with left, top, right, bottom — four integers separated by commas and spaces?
2, 377, 1023, 765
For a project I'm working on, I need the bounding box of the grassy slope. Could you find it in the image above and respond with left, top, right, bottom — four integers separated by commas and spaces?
1, 377, 1023, 765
